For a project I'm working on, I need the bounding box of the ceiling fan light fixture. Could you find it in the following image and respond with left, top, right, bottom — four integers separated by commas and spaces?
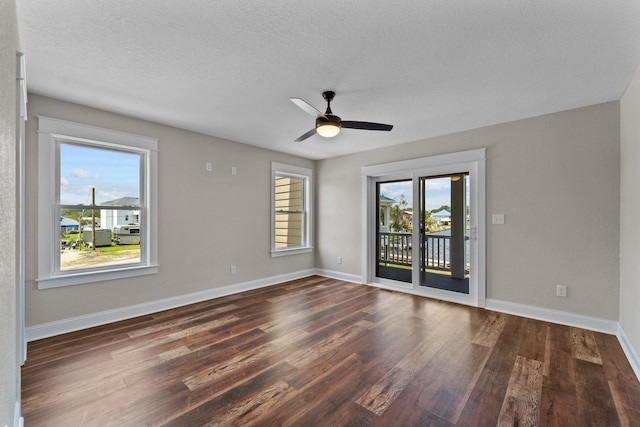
291, 91, 392, 142
316, 122, 341, 138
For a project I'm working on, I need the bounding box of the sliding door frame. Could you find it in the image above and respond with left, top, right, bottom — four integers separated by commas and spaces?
362, 148, 486, 307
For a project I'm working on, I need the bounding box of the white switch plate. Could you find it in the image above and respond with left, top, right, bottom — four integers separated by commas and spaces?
205, 162, 212, 172
492, 214, 505, 225
231, 166, 237, 175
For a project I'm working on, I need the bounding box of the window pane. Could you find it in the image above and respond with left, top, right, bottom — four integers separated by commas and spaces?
60, 143, 140, 206
275, 212, 303, 248
274, 175, 305, 248
274, 176, 303, 211
59, 208, 141, 271
59, 143, 142, 271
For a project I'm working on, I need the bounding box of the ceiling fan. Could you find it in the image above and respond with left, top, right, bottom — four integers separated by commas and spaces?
289, 91, 393, 142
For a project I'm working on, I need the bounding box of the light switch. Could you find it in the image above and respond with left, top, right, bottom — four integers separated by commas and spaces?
492, 214, 505, 225
205, 162, 212, 172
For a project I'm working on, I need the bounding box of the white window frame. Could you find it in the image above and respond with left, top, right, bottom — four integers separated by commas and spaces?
271, 162, 313, 257
17, 52, 27, 363
37, 116, 158, 289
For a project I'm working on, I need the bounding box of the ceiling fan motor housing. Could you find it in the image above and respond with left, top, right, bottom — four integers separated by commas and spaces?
316, 114, 341, 137
316, 114, 341, 128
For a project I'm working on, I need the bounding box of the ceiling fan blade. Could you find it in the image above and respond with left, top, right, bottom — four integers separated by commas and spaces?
294, 128, 317, 142
341, 121, 393, 131
290, 97, 326, 118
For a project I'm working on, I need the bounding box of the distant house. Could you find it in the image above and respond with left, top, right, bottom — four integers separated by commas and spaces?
379, 194, 395, 232
60, 216, 80, 234
99, 197, 140, 230
431, 209, 451, 226
402, 210, 413, 229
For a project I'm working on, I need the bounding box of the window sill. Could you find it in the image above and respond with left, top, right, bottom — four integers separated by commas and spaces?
270, 247, 313, 258
37, 264, 159, 289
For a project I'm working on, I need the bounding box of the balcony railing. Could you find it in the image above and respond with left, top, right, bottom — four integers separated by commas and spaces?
379, 232, 412, 267
379, 231, 469, 272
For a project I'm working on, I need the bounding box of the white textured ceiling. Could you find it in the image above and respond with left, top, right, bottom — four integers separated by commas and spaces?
16, 1, 640, 160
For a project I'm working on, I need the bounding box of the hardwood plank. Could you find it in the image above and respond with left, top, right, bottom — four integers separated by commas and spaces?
372, 379, 456, 427
431, 344, 493, 423
539, 325, 579, 426
517, 317, 548, 363
472, 311, 506, 348
574, 359, 622, 427
121, 327, 265, 389
160, 362, 299, 426
285, 320, 374, 368
246, 353, 371, 427
287, 313, 429, 393
570, 327, 603, 365
609, 380, 640, 427
496, 355, 544, 426
110, 313, 241, 359
127, 303, 239, 338
355, 306, 467, 416
183, 328, 309, 391
456, 315, 528, 426
595, 332, 640, 426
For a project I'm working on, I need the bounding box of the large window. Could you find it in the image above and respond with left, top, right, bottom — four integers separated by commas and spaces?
38, 116, 158, 288
271, 162, 312, 256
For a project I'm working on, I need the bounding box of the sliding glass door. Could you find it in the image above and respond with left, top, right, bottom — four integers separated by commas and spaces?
364, 150, 485, 307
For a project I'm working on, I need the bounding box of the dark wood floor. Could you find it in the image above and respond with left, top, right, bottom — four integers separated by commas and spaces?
22, 276, 640, 426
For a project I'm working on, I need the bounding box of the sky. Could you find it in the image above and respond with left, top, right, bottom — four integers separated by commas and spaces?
379, 176, 469, 211
59, 143, 141, 205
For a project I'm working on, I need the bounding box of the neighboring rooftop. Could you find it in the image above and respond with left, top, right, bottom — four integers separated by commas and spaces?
102, 197, 140, 207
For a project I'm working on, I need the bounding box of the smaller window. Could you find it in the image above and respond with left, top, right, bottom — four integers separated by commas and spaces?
271, 162, 312, 256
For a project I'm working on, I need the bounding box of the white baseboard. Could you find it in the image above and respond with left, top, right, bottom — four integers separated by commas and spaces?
617, 324, 640, 381
485, 298, 619, 334
314, 269, 363, 284
25, 269, 316, 342
14, 400, 23, 427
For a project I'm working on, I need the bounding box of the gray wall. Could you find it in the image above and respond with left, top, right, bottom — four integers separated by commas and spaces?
0, 1, 19, 424
24, 94, 315, 326
316, 102, 620, 320
620, 65, 640, 352
22, 98, 625, 334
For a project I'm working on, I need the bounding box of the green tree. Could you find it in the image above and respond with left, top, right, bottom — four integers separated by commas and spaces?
390, 195, 410, 232
60, 208, 83, 223
423, 210, 435, 232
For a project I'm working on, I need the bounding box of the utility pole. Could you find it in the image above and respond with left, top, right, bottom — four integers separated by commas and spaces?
91, 186, 96, 253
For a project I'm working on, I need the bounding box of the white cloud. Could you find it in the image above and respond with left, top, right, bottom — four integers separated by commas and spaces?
60, 177, 69, 186
71, 168, 91, 178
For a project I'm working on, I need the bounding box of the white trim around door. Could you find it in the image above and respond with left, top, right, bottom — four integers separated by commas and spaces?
361, 148, 486, 307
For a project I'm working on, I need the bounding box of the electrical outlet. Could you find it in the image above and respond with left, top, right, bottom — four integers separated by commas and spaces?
337, 256, 342, 264
556, 284, 567, 297
230, 265, 237, 275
